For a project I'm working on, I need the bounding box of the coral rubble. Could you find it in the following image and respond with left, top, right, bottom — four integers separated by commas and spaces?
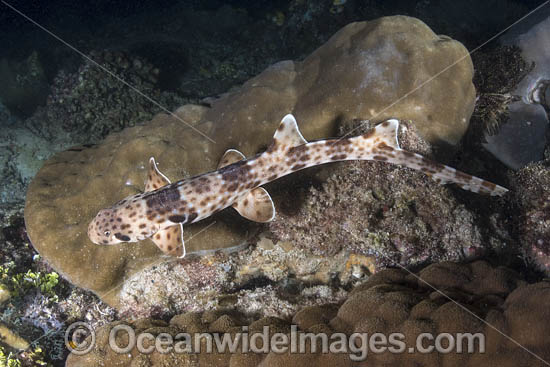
35, 50, 186, 142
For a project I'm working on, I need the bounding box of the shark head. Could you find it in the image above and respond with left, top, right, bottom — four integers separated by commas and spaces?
88, 196, 158, 245
88, 207, 134, 245
88, 157, 188, 257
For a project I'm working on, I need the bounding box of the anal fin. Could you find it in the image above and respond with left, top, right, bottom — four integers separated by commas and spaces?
151, 224, 186, 258
232, 187, 275, 222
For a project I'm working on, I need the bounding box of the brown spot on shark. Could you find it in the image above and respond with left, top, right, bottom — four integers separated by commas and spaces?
168, 215, 186, 223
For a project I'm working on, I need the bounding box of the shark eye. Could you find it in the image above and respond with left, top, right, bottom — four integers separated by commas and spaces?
104, 230, 111, 237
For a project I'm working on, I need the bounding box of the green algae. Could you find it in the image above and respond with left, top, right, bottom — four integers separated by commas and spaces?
0, 262, 59, 302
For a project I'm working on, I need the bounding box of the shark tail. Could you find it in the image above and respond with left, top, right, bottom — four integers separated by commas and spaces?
268, 114, 508, 196
362, 120, 508, 196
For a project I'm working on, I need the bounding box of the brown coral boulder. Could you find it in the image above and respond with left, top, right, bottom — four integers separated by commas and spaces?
25, 16, 475, 307
66, 261, 550, 367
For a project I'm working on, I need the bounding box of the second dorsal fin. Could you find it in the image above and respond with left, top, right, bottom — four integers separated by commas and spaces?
217, 149, 246, 169
370, 119, 401, 150
271, 114, 308, 149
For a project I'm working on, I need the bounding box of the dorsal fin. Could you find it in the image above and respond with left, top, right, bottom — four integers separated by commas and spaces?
217, 149, 246, 169
232, 187, 275, 222
271, 114, 308, 149
370, 119, 401, 150
151, 224, 185, 258
145, 157, 171, 192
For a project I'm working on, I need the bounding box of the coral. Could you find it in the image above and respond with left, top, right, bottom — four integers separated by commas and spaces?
26, 50, 186, 142
0, 323, 29, 350
0, 104, 34, 206
0, 50, 187, 206
0, 285, 10, 304
470, 45, 531, 137
0, 125, 75, 208
0, 102, 69, 206
24, 16, 477, 308
0, 344, 51, 367
454, 45, 528, 190
200, 15, 475, 149
0, 260, 66, 362
66, 260, 550, 367
0, 217, 61, 305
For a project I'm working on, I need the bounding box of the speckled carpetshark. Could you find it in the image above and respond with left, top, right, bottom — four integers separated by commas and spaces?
88, 114, 508, 257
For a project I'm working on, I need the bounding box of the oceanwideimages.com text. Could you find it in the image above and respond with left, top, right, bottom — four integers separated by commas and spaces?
66, 322, 485, 361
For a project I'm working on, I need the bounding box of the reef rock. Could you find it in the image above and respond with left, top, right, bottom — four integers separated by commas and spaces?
66, 261, 550, 367
511, 160, 550, 272
36, 50, 184, 142
25, 16, 475, 307
115, 236, 365, 320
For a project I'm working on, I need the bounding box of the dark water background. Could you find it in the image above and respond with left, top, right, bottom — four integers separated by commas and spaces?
1, 0, 548, 116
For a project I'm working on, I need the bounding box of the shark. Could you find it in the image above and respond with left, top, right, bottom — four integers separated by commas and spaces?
88, 114, 509, 257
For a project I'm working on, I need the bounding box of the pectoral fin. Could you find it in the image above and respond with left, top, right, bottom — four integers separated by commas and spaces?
232, 187, 276, 222
145, 159, 186, 257
145, 157, 171, 192
217, 149, 246, 169
151, 224, 186, 258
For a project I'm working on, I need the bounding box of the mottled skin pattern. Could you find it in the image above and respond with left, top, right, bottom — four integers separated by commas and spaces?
88, 115, 508, 255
